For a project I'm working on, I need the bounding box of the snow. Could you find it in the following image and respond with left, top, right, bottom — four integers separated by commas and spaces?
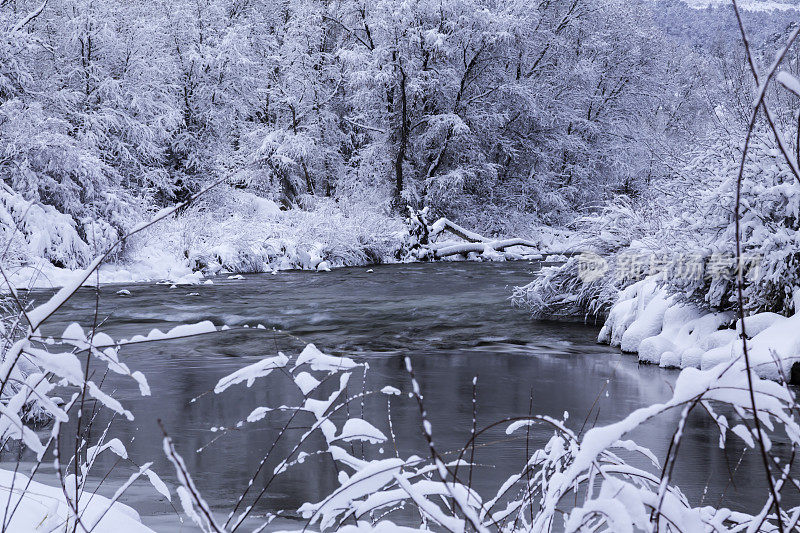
123, 321, 218, 344
294, 343, 359, 372
430, 217, 490, 243
247, 406, 273, 423
684, 0, 799, 11
214, 354, 290, 393
293, 371, 321, 395
334, 418, 388, 444
778, 71, 800, 97
619, 285, 670, 353
142, 469, 171, 502
298, 457, 406, 529
1, 191, 569, 292
0, 468, 154, 532
4, 254, 197, 290
598, 277, 800, 379
86, 438, 128, 461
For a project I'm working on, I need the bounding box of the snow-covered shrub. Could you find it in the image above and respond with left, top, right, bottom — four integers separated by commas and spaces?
0, 98, 138, 228
0, 189, 230, 530
512, 256, 617, 320
0, 187, 91, 269
0, 94, 143, 270
125, 188, 405, 274
518, 128, 800, 321
678, 133, 800, 315
0, 257, 170, 530
513, 197, 669, 319
398, 206, 435, 261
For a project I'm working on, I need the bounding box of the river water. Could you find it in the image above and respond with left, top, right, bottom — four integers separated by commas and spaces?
17, 261, 790, 530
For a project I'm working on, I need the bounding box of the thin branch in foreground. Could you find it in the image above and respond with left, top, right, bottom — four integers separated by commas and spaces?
730, 1, 790, 529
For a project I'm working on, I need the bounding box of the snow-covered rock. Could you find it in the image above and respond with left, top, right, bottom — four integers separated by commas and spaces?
620, 287, 671, 353
599, 277, 800, 380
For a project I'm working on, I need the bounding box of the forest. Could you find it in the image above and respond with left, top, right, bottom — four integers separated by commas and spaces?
2, 0, 795, 279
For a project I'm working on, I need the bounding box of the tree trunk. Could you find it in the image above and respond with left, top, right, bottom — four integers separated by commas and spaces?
394, 63, 408, 208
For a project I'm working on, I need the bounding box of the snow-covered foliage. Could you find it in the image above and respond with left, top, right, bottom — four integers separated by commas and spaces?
513, 2, 800, 322
513, 198, 666, 319
0, 263, 173, 530
125, 190, 407, 275
518, 125, 800, 317
0, 186, 234, 531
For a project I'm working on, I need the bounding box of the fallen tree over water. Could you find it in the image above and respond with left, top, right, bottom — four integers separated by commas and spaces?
404, 207, 545, 261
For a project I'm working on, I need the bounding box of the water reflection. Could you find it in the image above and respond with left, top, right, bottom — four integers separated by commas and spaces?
16, 262, 793, 530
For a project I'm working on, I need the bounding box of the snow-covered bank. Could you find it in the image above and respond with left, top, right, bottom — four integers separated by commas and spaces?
598, 277, 800, 380
3, 190, 406, 289
5, 190, 574, 290
0, 468, 154, 531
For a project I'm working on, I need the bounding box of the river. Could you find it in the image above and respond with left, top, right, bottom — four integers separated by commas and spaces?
15, 261, 790, 531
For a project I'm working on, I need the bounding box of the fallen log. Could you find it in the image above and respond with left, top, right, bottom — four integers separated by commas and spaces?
406, 213, 545, 259
434, 238, 539, 258
430, 218, 491, 243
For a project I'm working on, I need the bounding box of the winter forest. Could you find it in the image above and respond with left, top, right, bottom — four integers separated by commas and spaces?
8, 0, 800, 531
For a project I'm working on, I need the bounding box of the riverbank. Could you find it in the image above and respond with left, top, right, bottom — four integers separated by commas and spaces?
596, 277, 800, 381
515, 249, 800, 381
4, 190, 575, 290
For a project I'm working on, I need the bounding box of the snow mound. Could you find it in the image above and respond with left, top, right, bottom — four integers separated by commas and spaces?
334, 418, 387, 444
0, 469, 154, 532
599, 278, 800, 380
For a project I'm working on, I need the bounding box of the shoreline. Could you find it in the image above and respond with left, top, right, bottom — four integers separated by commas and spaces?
596, 277, 800, 381
6, 249, 568, 292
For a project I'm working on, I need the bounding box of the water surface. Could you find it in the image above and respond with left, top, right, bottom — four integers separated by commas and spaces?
18, 262, 790, 530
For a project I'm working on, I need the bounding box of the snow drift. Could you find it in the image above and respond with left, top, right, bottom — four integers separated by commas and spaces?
598, 277, 800, 380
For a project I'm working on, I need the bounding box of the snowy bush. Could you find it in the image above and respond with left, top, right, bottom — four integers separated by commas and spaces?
0, 248, 169, 530
125, 189, 406, 275
0, 183, 226, 531
513, 197, 668, 319
517, 127, 800, 321
0, 187, 91, 269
